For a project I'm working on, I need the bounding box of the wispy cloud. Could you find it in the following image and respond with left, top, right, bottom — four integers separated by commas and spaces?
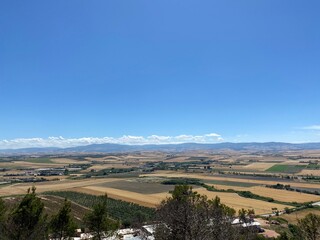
0, 133, 223, 149
302, 125, 320, 130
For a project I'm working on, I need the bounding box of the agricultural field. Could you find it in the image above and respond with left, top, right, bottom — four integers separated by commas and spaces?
21, 157, 55, 164
298, 169, 320, 176
71, 186, 169, 208
0, 150, 320, 220
194, 188, 292, 215
96, 180, 174, 194
141, 171, 320, 191
3, 194, 90, 225
279, 207, 320, 224
266, 164, 306, 173
211, 185, 320, 203
43, 191, 155, 226
243, 162, 276, 171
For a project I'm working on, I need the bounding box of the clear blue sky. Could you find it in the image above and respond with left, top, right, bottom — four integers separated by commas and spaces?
1, 0, 320, 147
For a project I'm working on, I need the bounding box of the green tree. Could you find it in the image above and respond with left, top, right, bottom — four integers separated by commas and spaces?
50, 198, 77, 239
131, 210, 148, 228
6, 186, 48, 240
0, 198, 7, 238
154, 185, 237, 240
288, 223, 303, 240
297, 213, 320, 240
237, 208, 258, 240
276, 232, 289, 240
84, 195, 119, 240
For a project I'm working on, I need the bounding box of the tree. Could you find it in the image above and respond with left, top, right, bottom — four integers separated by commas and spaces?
6, 186, 48, 240
277, 232, 289, 240
0, 198, 7, 238
154, 185, 237, 240
50, 198, 77, 239
288, 223, 303, 240
84, 194, 119, 240
237, 208, 258, 240
131, 210, 148, 228
297, 213, 320, 240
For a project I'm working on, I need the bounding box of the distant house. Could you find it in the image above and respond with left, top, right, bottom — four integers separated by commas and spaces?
232, 218, 262, 229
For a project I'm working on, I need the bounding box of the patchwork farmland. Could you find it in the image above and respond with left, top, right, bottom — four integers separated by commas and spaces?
0, 150, 319, 218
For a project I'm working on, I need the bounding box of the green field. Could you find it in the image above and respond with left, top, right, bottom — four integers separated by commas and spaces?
266, 164, 305, 173
306, 164, 320, 169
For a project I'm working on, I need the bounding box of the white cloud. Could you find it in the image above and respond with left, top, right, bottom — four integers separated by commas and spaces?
302, 125, 320, 130
0, 133, 223, 149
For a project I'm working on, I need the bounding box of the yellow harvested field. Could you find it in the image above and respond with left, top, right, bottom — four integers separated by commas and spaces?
42, 176, 69, 181
281, 208, 320, 224
164, 157, 197, 163
142, 171, 319, 189
85, 164, 133, 172
15, 161, 62, 167
73, 186, 170, 208
243, 163, 276, 171
193, 188, 292, 215
282, 161, 308, 165
211, 185, 320, 203
73, 185, 291, 214
298, 169, 320, 176
0, 161, 62, 168
86, 156, 120, 160
0, 178, 120, 196
51, 158, 91, 164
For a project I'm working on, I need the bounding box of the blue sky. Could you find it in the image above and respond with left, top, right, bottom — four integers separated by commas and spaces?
1, 1, 320, 148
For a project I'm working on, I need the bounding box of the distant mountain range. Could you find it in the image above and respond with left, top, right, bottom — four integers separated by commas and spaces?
1, 142, 320, 155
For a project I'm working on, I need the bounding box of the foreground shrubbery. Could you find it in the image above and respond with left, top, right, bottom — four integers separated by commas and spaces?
0, 187, 122, 240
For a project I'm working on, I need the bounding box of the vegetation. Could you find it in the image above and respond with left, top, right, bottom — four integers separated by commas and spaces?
266, 165, 305, 173
44, 191, 155, 226
161, 177, 307, 206
74, 168, 138, 179
297, 213, 320, 240
50, 198, 77, 239
306, 163, 320, 170
155, 185, 238, 240
0, 198, 6, 235
161, 178, 203, 186
5, 186, 48, 240
84, 194, 119, 239
266, 183, 320, 196
0, 185, 317, 239
0, 187, 121, 239
155, 185, 270, 240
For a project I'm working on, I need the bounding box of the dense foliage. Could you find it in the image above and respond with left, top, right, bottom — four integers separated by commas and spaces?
5, 186, 48, 240
155, 185, 252, 240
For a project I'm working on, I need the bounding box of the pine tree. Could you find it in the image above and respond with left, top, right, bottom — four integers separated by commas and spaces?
298, 213, 320, 240
84, 194, 119, 240
50, 198, 77, 240
6, 186, 48, 240
155, 185, 237, 240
